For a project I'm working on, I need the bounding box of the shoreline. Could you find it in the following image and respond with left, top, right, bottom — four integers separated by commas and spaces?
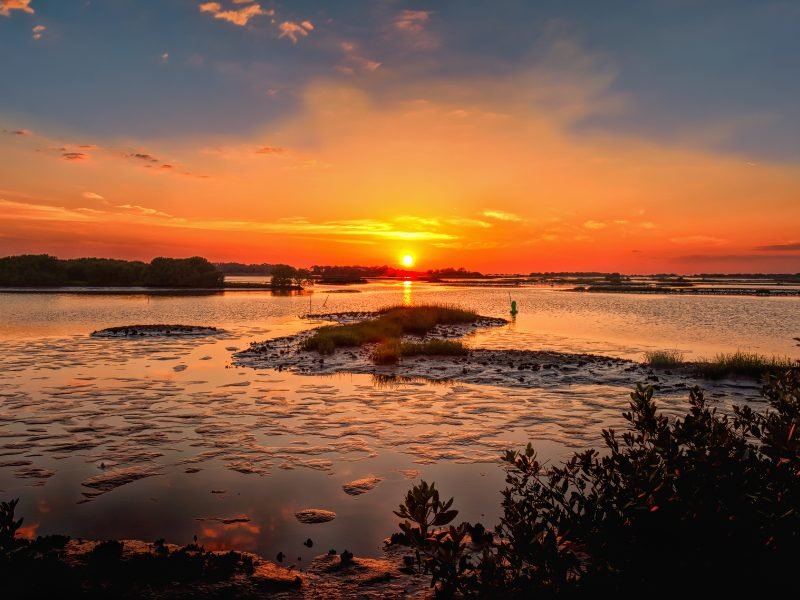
0, 286, 307, 295
4, 535, 428, 599
233, 312, 764, 398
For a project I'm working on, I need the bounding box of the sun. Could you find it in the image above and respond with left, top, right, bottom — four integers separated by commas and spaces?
401, 254, 415, 268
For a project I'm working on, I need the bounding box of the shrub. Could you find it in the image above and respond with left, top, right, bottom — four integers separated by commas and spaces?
392, 370, 800, 596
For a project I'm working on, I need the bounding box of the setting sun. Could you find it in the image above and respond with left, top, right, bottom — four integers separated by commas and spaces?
401, 254, 415, 268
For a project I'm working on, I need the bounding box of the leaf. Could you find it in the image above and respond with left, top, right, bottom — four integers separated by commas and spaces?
433, 510, 459, 526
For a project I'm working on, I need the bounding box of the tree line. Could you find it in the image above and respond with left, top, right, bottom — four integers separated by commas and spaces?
0, 255, 224, 287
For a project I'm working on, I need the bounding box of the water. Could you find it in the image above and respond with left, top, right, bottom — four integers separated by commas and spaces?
0, 282, 797, 561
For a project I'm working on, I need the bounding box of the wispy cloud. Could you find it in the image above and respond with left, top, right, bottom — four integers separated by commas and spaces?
669, 235, 727, 246
0, 198, 457, 242
0, 0, 34, 17
583, 220, 608, 230
755, 241, 800, 251
198, 2, 272, 27
447, 218, 492, 229
126, 152, 159, 163
116, 204, 175, 219
82, 192, 104, 200
254, 146, 285, 155
4, 128, 31, 135
483, 210, 522, 222
31, 24, 44, 39
336, 41, 381, 75
278, 20, 313, 43
61, 151, 89, 161
393, 10, 437, 50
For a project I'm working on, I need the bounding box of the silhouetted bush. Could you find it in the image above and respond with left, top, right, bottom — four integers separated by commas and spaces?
0, 501, 256, 598
392, 371, 800, 597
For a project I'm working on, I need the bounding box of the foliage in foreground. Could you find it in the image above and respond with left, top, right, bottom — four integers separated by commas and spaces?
302, 305, 478, 359
392, 370, 800, 597
0, 513, 256, 599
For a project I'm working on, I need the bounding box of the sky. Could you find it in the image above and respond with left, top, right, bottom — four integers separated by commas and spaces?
1, 0, 799, 273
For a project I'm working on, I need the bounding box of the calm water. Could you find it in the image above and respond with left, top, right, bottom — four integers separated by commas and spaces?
0, 282, 797, 561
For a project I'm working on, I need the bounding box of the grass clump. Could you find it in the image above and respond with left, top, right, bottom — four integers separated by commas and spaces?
644, 349, 684, 368
400, 340, 468, 357
302, 305, 478, 357
373, 340, 401, 365
695, 350, 796, 379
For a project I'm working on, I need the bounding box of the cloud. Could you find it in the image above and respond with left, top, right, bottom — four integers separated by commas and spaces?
4, 128, 31, 135
583, 220, 607, 230
669, 235, 727, 246
336, 41, 381, 75
278, 20, 313, 43
394, 9, 430, 34
254, 146, 285, 155
0, 0, 34, 17
61, 151, 89, 161
116, 204, 175, 219
160, 52, 169, 62
483, 210, 522, 222
447, 218, 492, 229
393, 10, 437, 50
755, 242, 800, 251
82, 192, 104, 200
0, 199, 97, 223
31, 24, 44, 39
126, 152, 159, 163
0, 197, 455, 242
198, 2, 271, 27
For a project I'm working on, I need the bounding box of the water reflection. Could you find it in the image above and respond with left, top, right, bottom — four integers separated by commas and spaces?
0, 283, 796, 562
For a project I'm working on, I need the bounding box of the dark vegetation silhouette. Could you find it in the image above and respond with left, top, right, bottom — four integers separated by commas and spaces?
0, 504, 260, 599
269, 264, 313, 288
0, 255, 223, 287
390, 371, 800, 597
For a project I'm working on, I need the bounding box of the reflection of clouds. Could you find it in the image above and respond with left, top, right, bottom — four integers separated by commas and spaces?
199, 519, 261, 551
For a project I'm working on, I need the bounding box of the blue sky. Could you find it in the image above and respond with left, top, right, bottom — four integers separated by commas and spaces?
3, 0, 797, 158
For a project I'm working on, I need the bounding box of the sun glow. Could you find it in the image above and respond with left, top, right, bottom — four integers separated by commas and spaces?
401, 254, 415, 268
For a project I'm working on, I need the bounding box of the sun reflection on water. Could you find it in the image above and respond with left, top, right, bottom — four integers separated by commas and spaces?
403, 280, 413, 306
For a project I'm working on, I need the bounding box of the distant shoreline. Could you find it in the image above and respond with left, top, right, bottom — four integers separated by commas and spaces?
570, 286, 800, 297
0, 285, 305, 295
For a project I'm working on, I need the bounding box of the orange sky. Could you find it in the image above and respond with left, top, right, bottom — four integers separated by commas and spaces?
2, 2, 800, 273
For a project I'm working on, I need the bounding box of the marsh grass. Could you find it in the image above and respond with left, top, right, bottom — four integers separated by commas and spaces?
400, 340, 468, 357
302, 305, 478, 357
372, 340, 401, 365
644, 349, 685, 367
694, 351, 797, 379
646, 348, 798, 378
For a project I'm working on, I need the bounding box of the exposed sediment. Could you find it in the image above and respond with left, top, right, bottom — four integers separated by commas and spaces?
234, 312, 763, 400
91, 324, 224, 337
